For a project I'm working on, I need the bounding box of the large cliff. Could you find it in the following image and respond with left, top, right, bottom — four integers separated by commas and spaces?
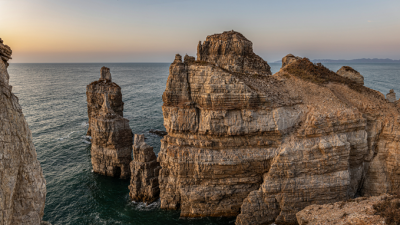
159, 31, 400, 224
0, 39, 47, 224
87, 68, 132, 178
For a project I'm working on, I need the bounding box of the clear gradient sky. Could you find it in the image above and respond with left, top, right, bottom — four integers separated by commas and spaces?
1, 0, 400, 63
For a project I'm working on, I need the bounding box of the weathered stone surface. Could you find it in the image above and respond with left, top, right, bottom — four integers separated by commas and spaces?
296, 195, 392, 225
386, 89, 396, 103
160, 33, 400, 224
87, 68, 132, 179
337, 66, 364, 85
197, 30, 272, 75
129, 134, 161, 203
86, 67, 123, 136
282, 54, 301, 68
0, 39, 46, 225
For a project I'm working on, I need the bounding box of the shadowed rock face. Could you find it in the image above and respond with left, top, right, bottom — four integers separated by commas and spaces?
129, 134, 161, 203
160, 32, 400, 225
0, 39, 46, 224
337, 66, 364, 85
197, 31, 272, 75
87, 68, 132, 179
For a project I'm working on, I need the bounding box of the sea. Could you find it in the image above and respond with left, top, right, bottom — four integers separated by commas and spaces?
7, 62, 400, 225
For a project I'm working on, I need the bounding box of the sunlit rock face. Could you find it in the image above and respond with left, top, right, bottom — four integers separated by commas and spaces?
336, 66, 364, 85
0, 39, 46, 225
129, 134, 161, 203
159, 31, 400, 224
86, 68, 132, 179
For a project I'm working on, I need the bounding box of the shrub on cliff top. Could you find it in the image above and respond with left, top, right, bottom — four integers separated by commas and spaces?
373, 192, 400, 225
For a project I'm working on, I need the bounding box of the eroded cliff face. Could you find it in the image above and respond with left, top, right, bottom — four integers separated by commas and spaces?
0, 39, 46, 224
159, 31, 400, 224
87, 68, 132, 179
129, 134, 161, 203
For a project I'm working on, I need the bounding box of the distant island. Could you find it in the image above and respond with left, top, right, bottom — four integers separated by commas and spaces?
273, 58, 400, 63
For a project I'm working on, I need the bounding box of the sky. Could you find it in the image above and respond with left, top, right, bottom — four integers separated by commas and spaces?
1, 0, 400, 63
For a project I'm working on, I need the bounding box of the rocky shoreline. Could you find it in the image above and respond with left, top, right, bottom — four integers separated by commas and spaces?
2, 30, 400, 224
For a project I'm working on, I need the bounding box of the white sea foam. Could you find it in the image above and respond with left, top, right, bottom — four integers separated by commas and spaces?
131, 199, 161, 211
81, 121, 89, 127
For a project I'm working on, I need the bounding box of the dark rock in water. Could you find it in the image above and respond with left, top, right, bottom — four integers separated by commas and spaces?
86, 68, 132, 179
0, 38, 46, 224
129, 134, 161, 203
149, 129, 167, 137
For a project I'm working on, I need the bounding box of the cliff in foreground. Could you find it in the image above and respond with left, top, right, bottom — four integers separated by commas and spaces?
0, 39, 47, 224
159, 31, 400, 224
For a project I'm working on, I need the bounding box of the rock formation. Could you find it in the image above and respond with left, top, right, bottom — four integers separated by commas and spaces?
296, 194, 395, 225
86, 66, 123, 136
282, 54, 301, 68
197, 30, 272, 75
386, 89, 396, 103
337, 66, 364, 85
129, 134, 161, 203
159, 31, 400, 224
87, 68, 132, 179
0, 39, 46, 224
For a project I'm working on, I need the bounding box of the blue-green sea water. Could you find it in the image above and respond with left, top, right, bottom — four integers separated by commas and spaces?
7, 62, 400, 225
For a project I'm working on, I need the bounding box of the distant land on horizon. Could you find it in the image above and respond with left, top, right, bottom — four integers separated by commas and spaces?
272, 58, 400, 64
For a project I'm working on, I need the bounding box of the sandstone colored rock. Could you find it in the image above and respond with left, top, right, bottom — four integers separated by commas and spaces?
0, 39, 12, 68
296, 195, 392, 225
281, 54, 301, 68
129, 134, 161, 203
337, 66, 364, 85
197, 30, 272, 75
87, 68, 132, 179
0, 39, 46, 224
86, 67, 123, 136
160, 32, 400, 225
386, 89, 396, 103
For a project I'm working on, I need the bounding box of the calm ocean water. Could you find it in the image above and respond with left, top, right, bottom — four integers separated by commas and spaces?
7, 62, 400, 225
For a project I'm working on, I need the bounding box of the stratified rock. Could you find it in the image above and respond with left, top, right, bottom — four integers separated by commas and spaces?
0, 39, 12, 68
87, 68, 132, 179
197, 30, 272, 75
386, 89, 396, 103
129, 134, 161, 203
86, 67, 123, 136
281, 54, 301, 68
0, 39, 46, 224
161, 33, 400, 225
296, 195, 393, 225
337, 66, 364, 85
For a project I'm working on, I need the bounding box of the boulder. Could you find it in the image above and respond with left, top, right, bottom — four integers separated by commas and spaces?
386, 89, 396, 103
337, 66, 364, 85
281, 54, 301, 68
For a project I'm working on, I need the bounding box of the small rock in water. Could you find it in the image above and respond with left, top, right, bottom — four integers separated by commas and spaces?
149, 129, 167, 137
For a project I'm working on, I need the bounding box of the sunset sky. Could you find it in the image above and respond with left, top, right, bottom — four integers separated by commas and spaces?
1, 0, 400, 63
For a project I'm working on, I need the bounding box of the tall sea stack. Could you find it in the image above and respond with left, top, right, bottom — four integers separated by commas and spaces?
159, 31, 400, 224
0, 39, 47, 224
86, 67, 132, 178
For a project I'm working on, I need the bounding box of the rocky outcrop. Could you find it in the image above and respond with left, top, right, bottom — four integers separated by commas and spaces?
87, 68, 132, 179
337, 66, 364, 85
386, 89, 396, 103
0, 39, 46, 224
160, 31, 400, 224
86, 67, 123, 136
129, 134, 161, 203
282, 54, 301, 68
296, 195, 394, 225
197, 30, 272, 75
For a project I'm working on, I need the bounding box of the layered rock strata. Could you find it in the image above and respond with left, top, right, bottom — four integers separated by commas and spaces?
129, 134, 161, 203
337, 66, 364, 85
86, 67, 123, 136
197, 30, 272, 75
0, 39, 46, 224
386, 89, 396, 102
87, 68, 132, 178
296, 195, 393, 225
159, 31, 400, 224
